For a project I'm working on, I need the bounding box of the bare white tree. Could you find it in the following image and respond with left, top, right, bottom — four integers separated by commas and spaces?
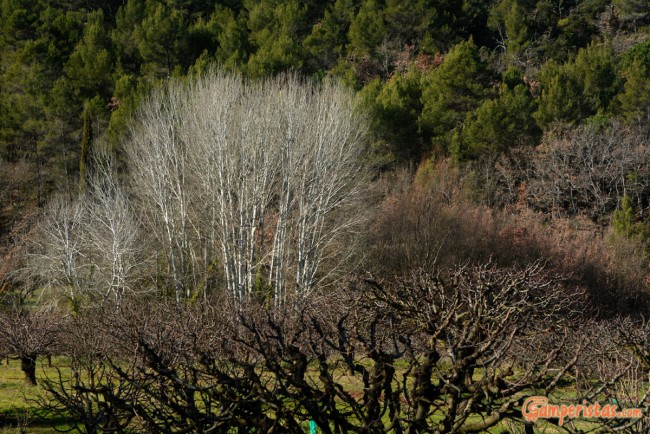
31, 71, 369, 306
185, 73, 276, 301
127, 71, 369, 302
27, 168, 150, 306
27, 194, 91, 308
124, 82, 197, 303
84, 161, 150, 305
280, 78, 369, 299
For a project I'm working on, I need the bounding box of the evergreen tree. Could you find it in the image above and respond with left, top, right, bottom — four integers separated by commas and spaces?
488, 0, 532, 63
79, 104, 92, 193
618, 58, 650, 124
189, 5, 249, 71
245, 0, 307, 77
359, 69, 426, 164
419, 38, 491, 154
384, 0, 438, 50
618, 42, 650, 124
303, 0, 355, 74
64, 10, 115, 102
613, 194, 636, 237
534, 42, 616, 128
134, 1, 188, 78
112, 0, 146, 75
215, 7, 250, 69
347, 0, 386, 59
454, 78, 539, 161
572, 41, 617, 114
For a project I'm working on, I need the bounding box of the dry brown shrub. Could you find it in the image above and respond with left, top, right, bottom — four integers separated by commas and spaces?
366, 159, 650, 314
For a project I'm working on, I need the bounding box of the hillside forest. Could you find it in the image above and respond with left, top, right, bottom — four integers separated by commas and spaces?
1, 0, 650, 432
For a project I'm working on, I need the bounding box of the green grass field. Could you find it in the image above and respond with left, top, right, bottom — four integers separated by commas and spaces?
0, 358, 72, 433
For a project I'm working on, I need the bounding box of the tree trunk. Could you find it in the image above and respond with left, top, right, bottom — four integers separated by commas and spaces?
21, 354, 37, 386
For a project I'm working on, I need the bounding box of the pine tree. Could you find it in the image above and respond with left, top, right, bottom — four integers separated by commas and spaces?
455, 81, 539, 161
359, 69, 425, 163
419, 38, 491, 154
64, 10, 115, 103
488, 0, 532, 63
303, 0, 355, 73
347, 0, 386, 58
618, 42, 650, 124
135, 2, 188, 78
534, 42, 616, 128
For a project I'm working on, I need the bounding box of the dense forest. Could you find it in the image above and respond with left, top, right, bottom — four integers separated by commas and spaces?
1, 0, 650, 432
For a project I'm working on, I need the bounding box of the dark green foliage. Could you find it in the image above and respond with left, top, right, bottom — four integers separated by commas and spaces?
134, 2, 189, 78
453, 81, 539, 161
105, 74, 142, 149
0, 0, 648, 219
79, 104, 92, 193
534, 41, 617, 128
359, 69, 425, 164
488, 0, 534, 63
617, 42, 650, 124
618, 58, 650, 124
613, 194, 650, 248
111, 0, 146, 74
245, 0, 307, 77
420, 38, 492, 155
64, 10, 114, 101
613, 194, 637, 237
347, 0, 385, 59
621, 40, 650, 69
303, 0, 355, 74
384, 0, 438, 50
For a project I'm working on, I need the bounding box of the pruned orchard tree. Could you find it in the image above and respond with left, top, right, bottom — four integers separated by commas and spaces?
0, 308, 65, 386
39, 263, 590, 433
125, 71, 369, 302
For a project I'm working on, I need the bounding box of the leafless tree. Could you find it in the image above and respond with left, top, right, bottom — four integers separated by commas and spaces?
39, 263, 589, 433
126, 71, 369, 302
540, 318, 650, 433
26, 153, 151, 307
28, 194, 90, 306
527, 122, 650, 222
360, 263, 588, 434
589, 317, 650, 433
84, 162, 151, 305
124, 81, 196, 303
0, 308, 65, 385
36, 307, 139, 434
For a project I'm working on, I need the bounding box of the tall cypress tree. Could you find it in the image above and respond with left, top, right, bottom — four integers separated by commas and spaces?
79, 105, 92, 193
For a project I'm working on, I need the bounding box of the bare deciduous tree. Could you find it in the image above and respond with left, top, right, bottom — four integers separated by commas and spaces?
39, 263, 589, 433
84, 162, 150, 305
28, 194, 89, 306
27, 155, 150, 306
0, 308, 64, 385
126, 71, 369, 302
527, 122, 650, 222
125, 81, 196, 303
